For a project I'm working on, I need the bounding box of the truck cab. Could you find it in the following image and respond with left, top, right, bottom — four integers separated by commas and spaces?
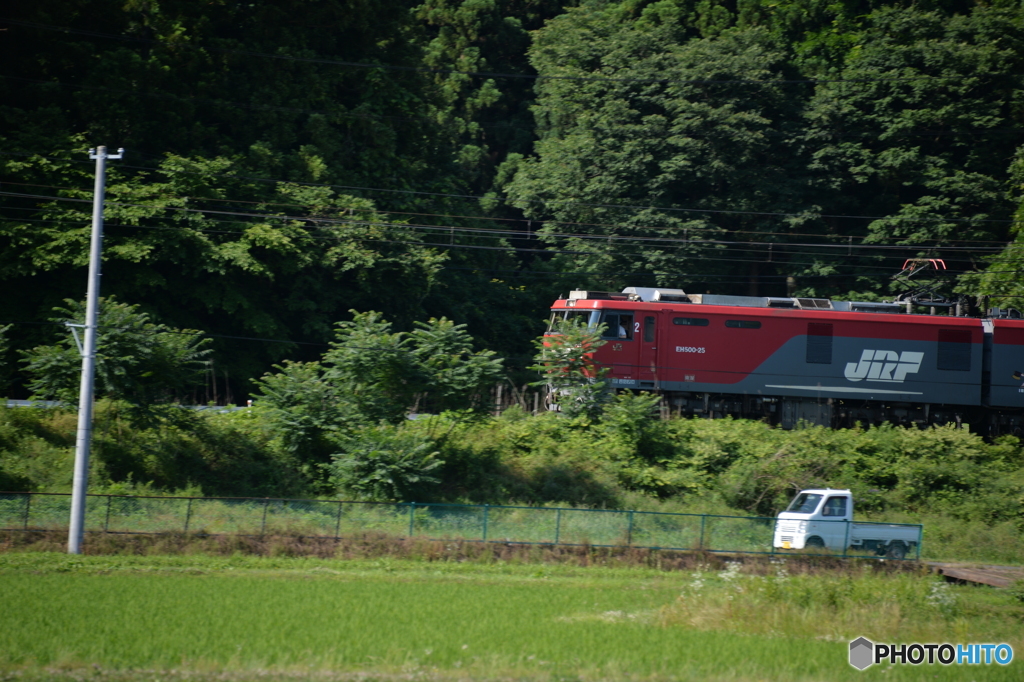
774, 488, 852, 550
773, 488, 921, 558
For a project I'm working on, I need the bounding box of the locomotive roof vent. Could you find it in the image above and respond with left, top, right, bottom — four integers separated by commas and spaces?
835, 301, 903, 313
621, 287, 690, 303
766, 298, 797, 308
695, 294, 771, 307
795, 298, 833, 310
569, 290, 633, 301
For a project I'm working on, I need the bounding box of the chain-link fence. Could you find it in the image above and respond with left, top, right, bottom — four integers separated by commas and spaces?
0, 492, 922, 559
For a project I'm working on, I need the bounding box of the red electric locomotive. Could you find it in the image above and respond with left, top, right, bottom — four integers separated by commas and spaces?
547, 284, 1024, 434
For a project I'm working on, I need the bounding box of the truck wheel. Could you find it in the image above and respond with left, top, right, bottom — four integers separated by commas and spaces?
885, 542, 907, 560
806, 536, 825, 549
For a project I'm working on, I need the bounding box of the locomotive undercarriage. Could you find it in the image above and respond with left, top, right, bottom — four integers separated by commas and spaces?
655, 391, 1024, 437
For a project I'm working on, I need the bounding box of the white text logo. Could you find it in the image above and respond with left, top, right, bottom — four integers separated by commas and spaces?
845, 350, 924, 383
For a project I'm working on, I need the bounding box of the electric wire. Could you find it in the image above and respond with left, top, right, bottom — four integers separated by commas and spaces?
1, 193, 1008, 272
1, 160, 1015, 230
5, 178, 1018, 247
0, 200, 998, 257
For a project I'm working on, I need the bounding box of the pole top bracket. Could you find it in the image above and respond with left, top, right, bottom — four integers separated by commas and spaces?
88, 147, 125, 160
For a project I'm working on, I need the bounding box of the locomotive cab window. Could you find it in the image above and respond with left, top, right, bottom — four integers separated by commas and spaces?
600, 311, 635, 339
725, 320, 761, 329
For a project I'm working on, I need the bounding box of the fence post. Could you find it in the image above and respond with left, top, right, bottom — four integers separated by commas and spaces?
184, 498, 193, 533
408, 502, 415, 537
482, 504, 489, 542
23, 493, 31, 530
699, 515, 706, 551
335, 501, 343, 540
260, 498, 269, 535
554, 508, 561, 545
627, 510, 634, 546
104, 495, 112, 533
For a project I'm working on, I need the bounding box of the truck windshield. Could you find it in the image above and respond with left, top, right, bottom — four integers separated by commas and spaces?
786, 493, 822, 514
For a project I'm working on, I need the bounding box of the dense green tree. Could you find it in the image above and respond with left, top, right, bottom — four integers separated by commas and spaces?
254, 310, 504, 467
502, 1, 1023, 299
0, 324, 10, 395
415, 0, 573, 190
320, 311, 425, 425
249, 361, 353, 465
5, 0, 1024, 399
957, 145, 1024, 311
797, 5, 1024, 298
329, 425, 444, 501
529, 318, 609, 418
0, 0, 578, 392
20, 297, 211, 407
504, 3, 814, 295
321, 311, 505, 420
1, 0, 448, 187
1, 148, 446, 392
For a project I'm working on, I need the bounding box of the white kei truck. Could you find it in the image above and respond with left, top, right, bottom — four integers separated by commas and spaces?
773, 489, 921, 560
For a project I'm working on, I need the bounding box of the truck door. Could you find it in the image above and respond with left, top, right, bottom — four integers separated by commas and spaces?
638, 314, 659, 386
818, 495, 850, 549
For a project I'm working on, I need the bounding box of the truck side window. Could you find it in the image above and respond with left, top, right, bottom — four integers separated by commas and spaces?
822, 497, 847, 517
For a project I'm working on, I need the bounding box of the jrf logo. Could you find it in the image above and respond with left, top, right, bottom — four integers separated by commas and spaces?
845, 350, 924, 383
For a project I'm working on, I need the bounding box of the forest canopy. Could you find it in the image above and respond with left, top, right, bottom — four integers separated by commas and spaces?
3, 0, 1024, 397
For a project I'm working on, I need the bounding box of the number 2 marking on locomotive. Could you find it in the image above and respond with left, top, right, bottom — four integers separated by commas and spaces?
634, 322, 640, 333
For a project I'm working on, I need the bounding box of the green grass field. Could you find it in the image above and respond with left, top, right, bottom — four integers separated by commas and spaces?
0, 552, 1020, 681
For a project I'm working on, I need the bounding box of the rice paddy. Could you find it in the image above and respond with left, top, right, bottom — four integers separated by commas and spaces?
0, 552, 1020, 681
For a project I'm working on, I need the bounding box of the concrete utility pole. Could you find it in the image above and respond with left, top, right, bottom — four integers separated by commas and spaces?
68, 146, 123, 555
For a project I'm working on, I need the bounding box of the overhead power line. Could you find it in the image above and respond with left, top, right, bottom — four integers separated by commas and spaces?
0, 214, 1004, 280
2, 179, 1017, 247
2, 153, 1014, 227
0, 191, 1009, 264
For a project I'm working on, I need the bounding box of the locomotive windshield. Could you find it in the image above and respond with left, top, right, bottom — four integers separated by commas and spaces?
547, 309, 600, 331
786, 493, 823, 514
